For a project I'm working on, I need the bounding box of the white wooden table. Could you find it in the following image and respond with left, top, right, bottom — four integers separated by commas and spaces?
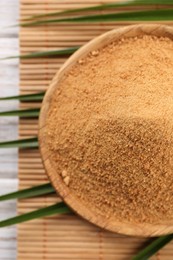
0, 0, 19, 259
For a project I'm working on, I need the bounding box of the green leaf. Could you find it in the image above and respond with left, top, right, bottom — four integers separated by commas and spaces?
0, 108, 40, 117
1, 47, 79, 60
24, 0, 173, 21
0, 202, 71, 228
132, 234, 173, 260
21, 9, 173, 26
0, 137, 38, 148
0, 183, 55, 201
0, 92, 45, 102
141, 0, 173, 3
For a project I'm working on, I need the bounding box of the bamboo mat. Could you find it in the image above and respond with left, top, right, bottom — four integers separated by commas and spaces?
18, 1, 173, 259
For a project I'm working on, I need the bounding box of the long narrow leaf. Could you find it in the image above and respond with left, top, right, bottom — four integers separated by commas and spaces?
1, 47, 79, 60
132, 234, 173, 260
141, 0, 173, 3
0, 137, 38, 148
0, 183, 54, 201
24, 0, 173, 21
0, 92, 45, 102
21, 9, 173, 26
0, 108, 40, 117
0, 202, 71, 228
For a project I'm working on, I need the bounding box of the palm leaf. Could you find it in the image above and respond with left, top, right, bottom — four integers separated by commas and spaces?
141, 0, 173, 2
0, 92, 45, 102
24, 0, 173, 20
0, 183, 54, 201
132, 234, 173, 260
0, 108, 40, 117
1, 47, 79, 60
0, 137, 38, 148
21, 9, 173, 26
0, 202, 71, 228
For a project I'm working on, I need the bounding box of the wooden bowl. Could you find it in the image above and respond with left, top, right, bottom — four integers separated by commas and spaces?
39, 24, 173, 237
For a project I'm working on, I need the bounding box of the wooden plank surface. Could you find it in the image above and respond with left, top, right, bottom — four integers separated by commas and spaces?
0, 0, 19, 259
18, 1, 173, 260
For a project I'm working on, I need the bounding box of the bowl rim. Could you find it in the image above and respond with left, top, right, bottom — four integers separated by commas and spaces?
39, 23, 173, 237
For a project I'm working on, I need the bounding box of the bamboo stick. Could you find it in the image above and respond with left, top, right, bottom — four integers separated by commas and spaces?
17, 257, 140, 260
17, 255, 132, 260
17, 236, 146, 247
19, 150, 40, 156
20, 59, 66, 64
19, 125, 38, 129
21, 0, 117, 2
17, 244, 141, 252
21, 39, 91, 45
20, 38, 92, 43
18, 132, 38, 137
18, 159, 43, 164
20, 4, 101, 9
18, 126, 38, 132
20, 67, 59, 72
20, 73, 55, 79
19, 103, 41, 108
19, 149, 40, 153
18, 91, 43, 95
18, 175, 45, 180
19, 158, 42, 162
19, 159, 42, 163
18, 181, 47, 187
18, 184, 47, 189
19, 168, 45, 173
18, 129, 38, 134
16, 249, 144, 255
17, 229, 105, 235
20, 63, 62, 68
20, 120, 40, 124
17, 236, 145, 246
17, 218, 92, 226
18, 204, 62, 211
19, 24, 117, 31
18, 160, 42, 164
18, 236, 104, 243
18, 196, 59, 201
18, 135, 37, 139
20, 79, 51, 84
20, 31, 105, 36
20, 0, 120, 4
20, 24, 121, 31
18, 181, 48, 186
19, 87, 47, 92
18, 229, 119, 236
19, 157, 41, 160
19, 122, 39, 126
20, 42, 87, 48
17, 231, 144, 241
18, 224, 101, 232
19, 197, 58, 203
19, 44, 79, 52
19, 162, 43, 167
20, 68, 61, 73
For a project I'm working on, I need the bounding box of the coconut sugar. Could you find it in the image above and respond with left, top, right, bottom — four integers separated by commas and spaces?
46, 35, 173, 223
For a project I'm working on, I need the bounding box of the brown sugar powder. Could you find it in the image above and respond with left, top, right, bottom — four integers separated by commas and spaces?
46, 35, 173, 224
